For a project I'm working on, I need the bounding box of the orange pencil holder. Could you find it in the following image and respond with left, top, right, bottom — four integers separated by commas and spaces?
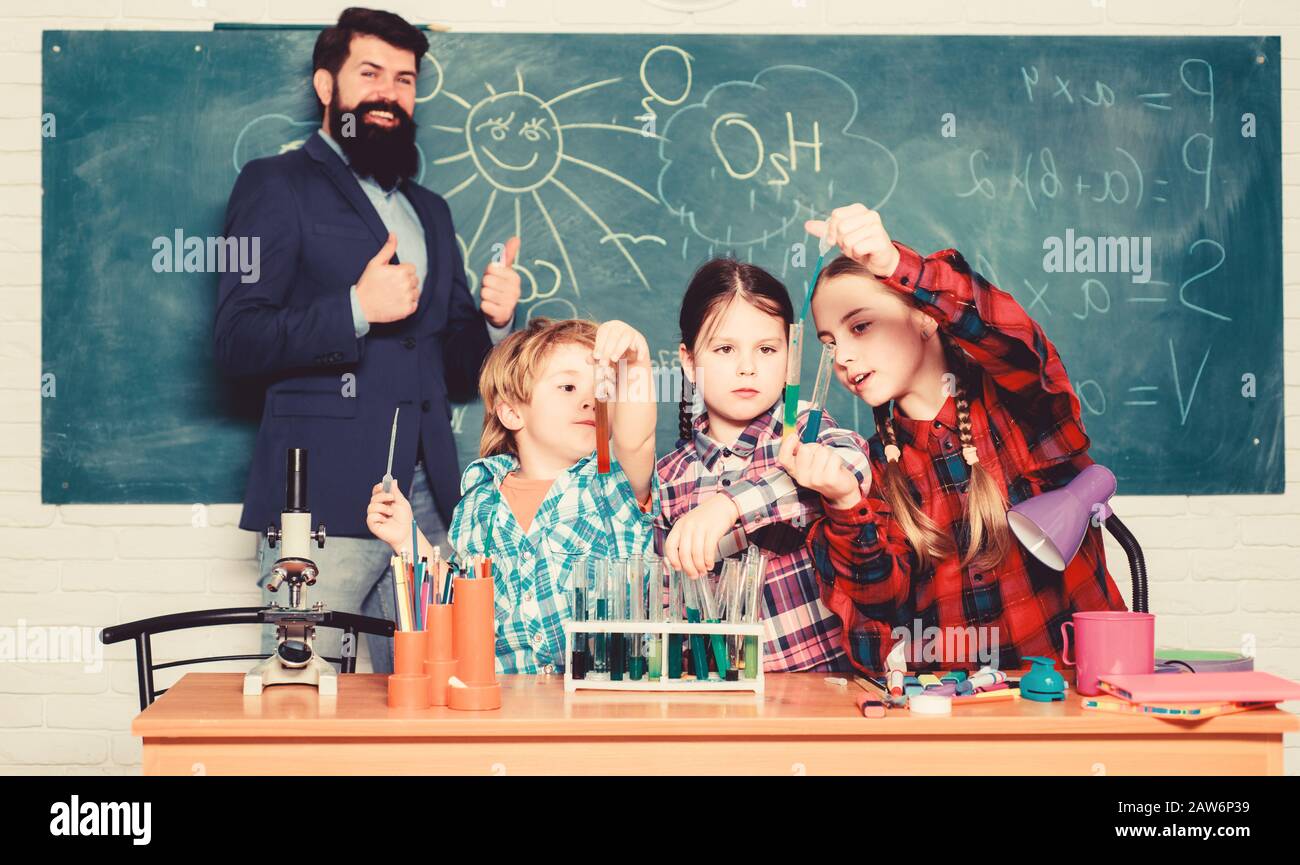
423, 603, 457, 707
387, 629, 431, 709
447, 577, 501, 711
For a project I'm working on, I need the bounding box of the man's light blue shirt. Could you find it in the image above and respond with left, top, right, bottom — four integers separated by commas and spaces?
317, 129, 510, 344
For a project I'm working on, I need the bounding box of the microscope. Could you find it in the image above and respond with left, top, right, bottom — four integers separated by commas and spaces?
243, 448, 335, 697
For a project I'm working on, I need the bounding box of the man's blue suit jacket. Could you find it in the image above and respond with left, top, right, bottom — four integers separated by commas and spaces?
213, 132, 494, 537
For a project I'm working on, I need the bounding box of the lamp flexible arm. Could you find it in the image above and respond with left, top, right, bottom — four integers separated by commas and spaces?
1103, 514, 1148, 613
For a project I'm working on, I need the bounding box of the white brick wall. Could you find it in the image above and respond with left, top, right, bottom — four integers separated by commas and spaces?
2, 0, 1298, 775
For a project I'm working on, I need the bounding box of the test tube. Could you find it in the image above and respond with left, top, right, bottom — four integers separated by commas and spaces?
594, 363, 614, 474
782, 321, 804, 439
570, 556, 590, 679
608, 559, 625, 681
682, 575, 711, 680
800, 342, 837, 443
627, 555, 646, 681
721, 559, 744, 671
743, 549, 766, 679
646, 556, 663, 681
698, 572, 730, 679
667, 567, 683, 680
591, 559, 610, 679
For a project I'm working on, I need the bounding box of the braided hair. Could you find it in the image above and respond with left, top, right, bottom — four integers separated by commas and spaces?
871, 339, 1012, 573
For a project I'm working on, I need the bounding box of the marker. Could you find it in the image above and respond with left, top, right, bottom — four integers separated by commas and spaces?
381, 407, 399, 493
924, 682, 961, 697
391, 554, 412, 631
967, 687, 1021, 703
856, 693, 887, 718
957, 669, 1007, 695
887, 669, 904, 697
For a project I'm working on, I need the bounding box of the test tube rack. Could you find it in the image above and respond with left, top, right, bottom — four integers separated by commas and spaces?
562, 620, 765, 693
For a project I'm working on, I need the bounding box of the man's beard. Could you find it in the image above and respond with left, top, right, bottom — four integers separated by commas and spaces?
328, 92, 419, 191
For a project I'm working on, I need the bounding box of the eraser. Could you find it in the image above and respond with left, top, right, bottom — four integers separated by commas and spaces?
908, 694, 952, 716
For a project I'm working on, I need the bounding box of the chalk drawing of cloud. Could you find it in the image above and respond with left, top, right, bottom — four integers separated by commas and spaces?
657, 65, 898, 248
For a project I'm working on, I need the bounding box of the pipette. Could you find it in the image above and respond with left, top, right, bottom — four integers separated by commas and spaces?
798, 234, 834, 322
381, 407, 399, 493
801, 342, 837, 443
782, 321, 804, 440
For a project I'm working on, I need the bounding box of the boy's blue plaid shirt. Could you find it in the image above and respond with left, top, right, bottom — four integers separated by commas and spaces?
447, 452, 659, 675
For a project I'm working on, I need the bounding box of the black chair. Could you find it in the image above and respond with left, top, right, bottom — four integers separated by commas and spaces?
101, 607, 395, 710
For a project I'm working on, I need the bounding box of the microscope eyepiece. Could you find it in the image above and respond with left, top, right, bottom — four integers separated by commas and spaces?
285, 448, 308, 513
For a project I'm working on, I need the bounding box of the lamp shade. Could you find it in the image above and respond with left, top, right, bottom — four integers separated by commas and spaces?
1006, 464, 1117, 571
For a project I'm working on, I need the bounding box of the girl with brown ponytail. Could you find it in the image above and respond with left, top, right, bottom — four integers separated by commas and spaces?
778, 204, 1128, 673
656, 258, 875, 673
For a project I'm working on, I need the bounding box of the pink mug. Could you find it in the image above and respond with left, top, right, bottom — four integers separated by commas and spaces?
1060, 611, 1155, 696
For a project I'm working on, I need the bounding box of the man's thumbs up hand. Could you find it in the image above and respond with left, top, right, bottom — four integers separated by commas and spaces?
356, 232, 420, 324
481, 236, 521, 329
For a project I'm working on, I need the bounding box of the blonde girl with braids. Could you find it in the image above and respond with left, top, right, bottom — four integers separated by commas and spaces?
779, 204, 1127, 673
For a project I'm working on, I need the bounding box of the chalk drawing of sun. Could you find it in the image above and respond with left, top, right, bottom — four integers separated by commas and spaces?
419, 58, 663, 298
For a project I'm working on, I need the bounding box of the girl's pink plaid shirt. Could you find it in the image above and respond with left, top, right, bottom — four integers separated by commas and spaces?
654, 403, 872, 672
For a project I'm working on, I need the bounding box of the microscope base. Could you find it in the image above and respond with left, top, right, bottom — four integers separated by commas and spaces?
243, 653, 338, 697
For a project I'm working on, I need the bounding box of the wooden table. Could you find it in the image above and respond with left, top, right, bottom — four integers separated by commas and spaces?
132, 672, 1298, 775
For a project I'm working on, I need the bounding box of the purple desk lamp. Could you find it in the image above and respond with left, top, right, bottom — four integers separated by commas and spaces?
1006, 464, 1148, 613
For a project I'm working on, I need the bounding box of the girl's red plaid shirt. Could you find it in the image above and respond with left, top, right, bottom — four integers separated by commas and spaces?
807, 241, 1128, 674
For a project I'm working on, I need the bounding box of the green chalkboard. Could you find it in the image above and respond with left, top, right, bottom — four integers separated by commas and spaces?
42, 31, 1283, 501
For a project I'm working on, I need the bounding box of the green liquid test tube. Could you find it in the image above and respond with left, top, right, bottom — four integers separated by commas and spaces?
698, 572, 730, 679
667, 568, 683, 679
801, 342, 837, 444
683, 576, 711, 680
782, 321, 804, 439
627, 556, 645, 681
